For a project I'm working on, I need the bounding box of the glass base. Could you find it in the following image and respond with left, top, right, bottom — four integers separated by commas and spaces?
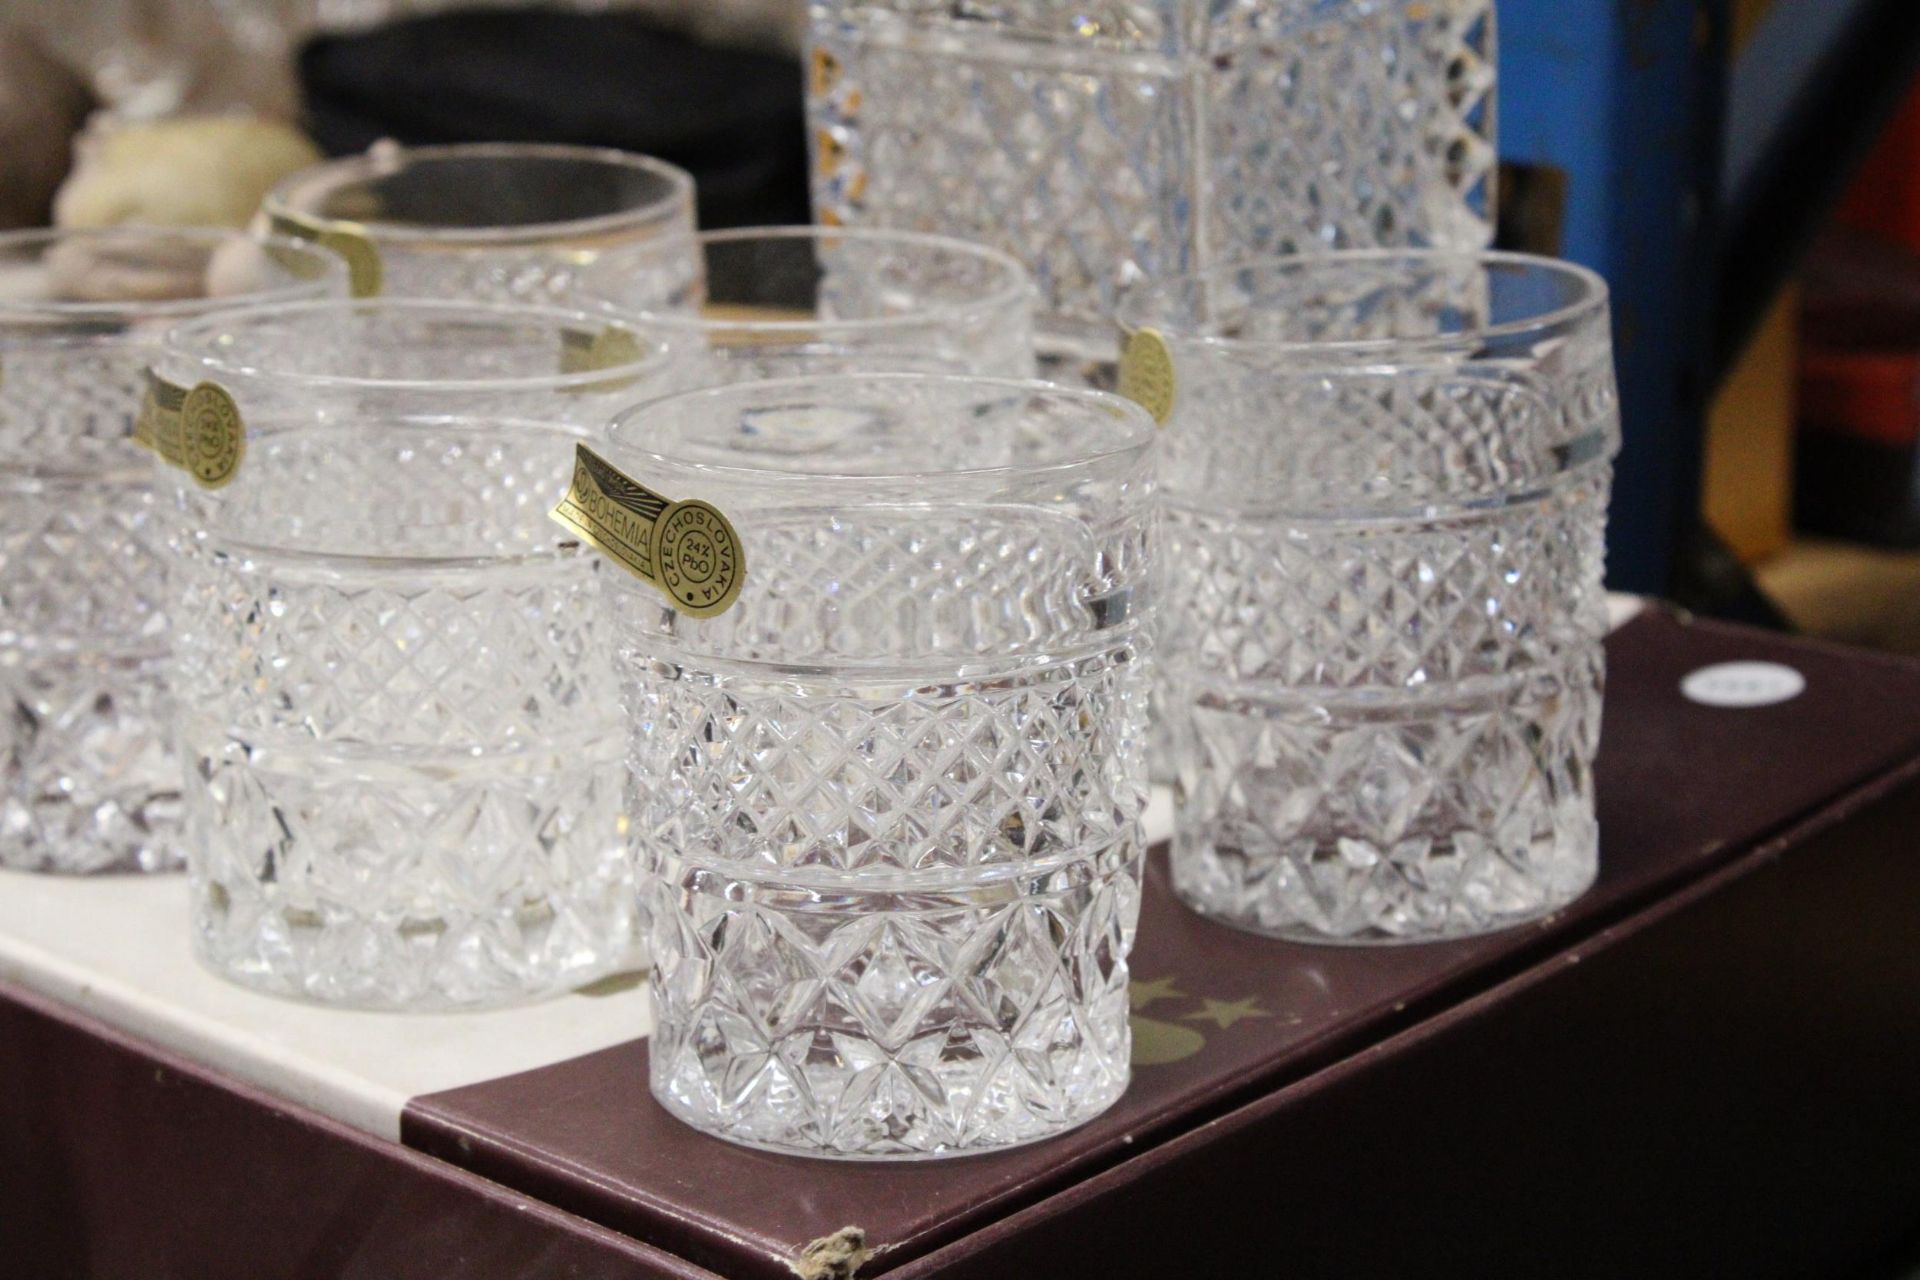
186, 737, 635, 1011
652, 1068, 1129, 1163
0, 836, 180, 878
1170, 649, 1604, 945
192, 887, 635, 1013
1173, 851, 1597, 946
644, 845, 1141, 1160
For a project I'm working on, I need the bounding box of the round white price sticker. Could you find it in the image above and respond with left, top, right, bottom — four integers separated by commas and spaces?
1681, 662, 1806, 709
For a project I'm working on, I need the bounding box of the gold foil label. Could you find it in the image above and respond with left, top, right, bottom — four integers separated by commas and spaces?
558, 324, 647, 395
1117, 327, 1176, 426
135, 373, 245, 490
269, 210, 383, 298
551, 444, 745, 619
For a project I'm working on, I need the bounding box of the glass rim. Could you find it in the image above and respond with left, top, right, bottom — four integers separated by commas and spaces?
605, 372, 1156, 485
579, 225, 1035, 339
0, 226, 344, 323
159, 296, 671, 395
262, 142, 697, 248
1116, 249, 1611, 357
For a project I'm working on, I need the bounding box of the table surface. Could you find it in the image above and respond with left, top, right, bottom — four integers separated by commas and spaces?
0, 599, 1644, 1143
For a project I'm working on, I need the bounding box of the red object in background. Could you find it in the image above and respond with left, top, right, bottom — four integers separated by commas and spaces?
1795, 80, 1920, 546
1795, 129, 1920, 546
1837, 77, 1920, 251
1797, 230, 1920, 451
1801, 348, 1920, 450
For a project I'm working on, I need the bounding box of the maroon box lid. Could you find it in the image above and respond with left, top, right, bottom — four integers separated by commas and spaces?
0, 979, 720, 1280
404, 610, 1920, 1278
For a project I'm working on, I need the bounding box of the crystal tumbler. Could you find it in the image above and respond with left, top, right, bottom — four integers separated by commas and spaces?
574, 226, 1035, 387
1121, 252, 1618, 943
809, 0, 1497, 369
262, 142, 697, 302
153, 300, 668, 1008
600, 375, 1156, 1157
0, 227, 343, 875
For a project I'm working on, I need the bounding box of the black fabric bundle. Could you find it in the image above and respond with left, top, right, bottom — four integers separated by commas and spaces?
298, 7, 810, 229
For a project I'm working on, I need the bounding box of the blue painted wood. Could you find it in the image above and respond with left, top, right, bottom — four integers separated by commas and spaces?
1500, 0, 1727, 594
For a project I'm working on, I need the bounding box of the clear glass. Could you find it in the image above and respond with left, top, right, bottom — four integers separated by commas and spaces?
0, 227, 344, 876
154, 299, 667, 1008
262, 142, 698, 303
573, 226, 1036, 387
809, 0, 1497, 370
156, 296, 672, 426
606, 375, 1156, 1158
1121, 252, 1618, 943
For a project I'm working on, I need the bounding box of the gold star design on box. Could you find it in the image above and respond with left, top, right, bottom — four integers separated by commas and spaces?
1129, 977, 1185, 1011
1184, 997, 1270, 1029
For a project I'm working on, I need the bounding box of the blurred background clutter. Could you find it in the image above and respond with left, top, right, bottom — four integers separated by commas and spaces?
3, 0, 1919, 652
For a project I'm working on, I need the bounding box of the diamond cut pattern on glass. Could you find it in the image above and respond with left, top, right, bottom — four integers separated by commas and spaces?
171, 425, 632, 1008
1206, 0, 1497, 259
1162, 372, 1611, 942
811, 0, 1496, 344
624, 502, 1150, 1155
631, 647, 1146, 877
188, 733, 630, 1009
362, 248, 635, 307
1172, 646, 1602, 941
647, 845, 1138, 1157
1, 344, 181, 873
